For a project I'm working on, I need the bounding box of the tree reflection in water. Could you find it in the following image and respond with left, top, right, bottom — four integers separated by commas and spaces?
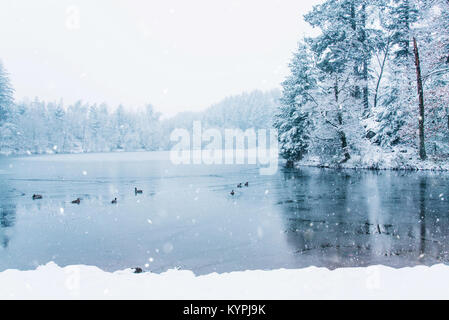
0, 205, 16, 248
0, 174, 17, 249
278, 168, 449, 269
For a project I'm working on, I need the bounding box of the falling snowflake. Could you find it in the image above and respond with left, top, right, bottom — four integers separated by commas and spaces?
163, 242, 174, 254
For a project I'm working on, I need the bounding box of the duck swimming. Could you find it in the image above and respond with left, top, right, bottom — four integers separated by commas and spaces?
244, 182, 249, 187
111, 198, 118, 204
237, 183, 243, 188
135, 187, 143, 194
32, 194, 43, 200
230, 190, 235, 196
72, 198, 81, 205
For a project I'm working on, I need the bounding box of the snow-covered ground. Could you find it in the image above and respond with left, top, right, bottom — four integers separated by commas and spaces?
299, 145, 449, 171
1, 262, 449, 299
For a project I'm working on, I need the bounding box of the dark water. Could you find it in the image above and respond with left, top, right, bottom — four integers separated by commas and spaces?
1, 152, 449, 275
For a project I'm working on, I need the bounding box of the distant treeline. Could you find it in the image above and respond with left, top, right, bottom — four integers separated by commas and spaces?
0, 63, 279, 155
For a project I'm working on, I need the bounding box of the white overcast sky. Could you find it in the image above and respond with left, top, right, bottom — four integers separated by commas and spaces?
0, 0, 321, 116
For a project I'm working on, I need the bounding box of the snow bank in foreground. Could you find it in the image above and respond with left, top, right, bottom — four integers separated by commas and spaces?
1, 263, 449, 299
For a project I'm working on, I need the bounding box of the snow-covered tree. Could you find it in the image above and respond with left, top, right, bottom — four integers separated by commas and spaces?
371, 0, 419, 147
0, 61, 14, 125
276, 0, 449, 166
417, 0, 449, 155
304, 0, 376, 163
274, 42, 316, 164
0, 61, 15, 153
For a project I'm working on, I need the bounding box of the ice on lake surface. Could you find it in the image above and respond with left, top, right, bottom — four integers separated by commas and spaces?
1, 151, 449, 275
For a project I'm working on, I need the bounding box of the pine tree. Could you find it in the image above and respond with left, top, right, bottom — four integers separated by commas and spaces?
54, 102, 66, 152
304, 0, 373, 163
0, 61, 15, 153
0, 61, 14, 125
274, 42, 316, 164
389, 0, 418, 60
370, 0, 419, 148
88, 105, 101, 152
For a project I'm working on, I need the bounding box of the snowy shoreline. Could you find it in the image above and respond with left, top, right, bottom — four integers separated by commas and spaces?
297, 161, 449, 172
1, 262, 449, 299
3, 149, 449, 172
296, 147, 449, 172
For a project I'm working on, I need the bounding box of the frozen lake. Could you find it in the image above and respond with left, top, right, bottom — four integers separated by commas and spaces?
1, 151, 449, 275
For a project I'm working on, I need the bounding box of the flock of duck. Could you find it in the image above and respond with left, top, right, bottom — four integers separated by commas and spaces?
30, 184, 248, 274
230, 181, 249, 196
31, 183, 248, 203
32, 184, 248, 203
32, 187, 144, 204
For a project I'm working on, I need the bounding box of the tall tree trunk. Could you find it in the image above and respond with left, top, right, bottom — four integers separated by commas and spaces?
413, 37, 427, 160
403, 0, 411, 56
337, 114, 351, 163
335, 78, 351, 163
374, 38, 390, 108
361, 4, 369, 114
350, 2, 361, 99
363, 61, 369, 112
447, 107, 449, 130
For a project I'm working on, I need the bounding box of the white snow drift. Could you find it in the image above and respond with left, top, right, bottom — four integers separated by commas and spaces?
1, 262, 449, 299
